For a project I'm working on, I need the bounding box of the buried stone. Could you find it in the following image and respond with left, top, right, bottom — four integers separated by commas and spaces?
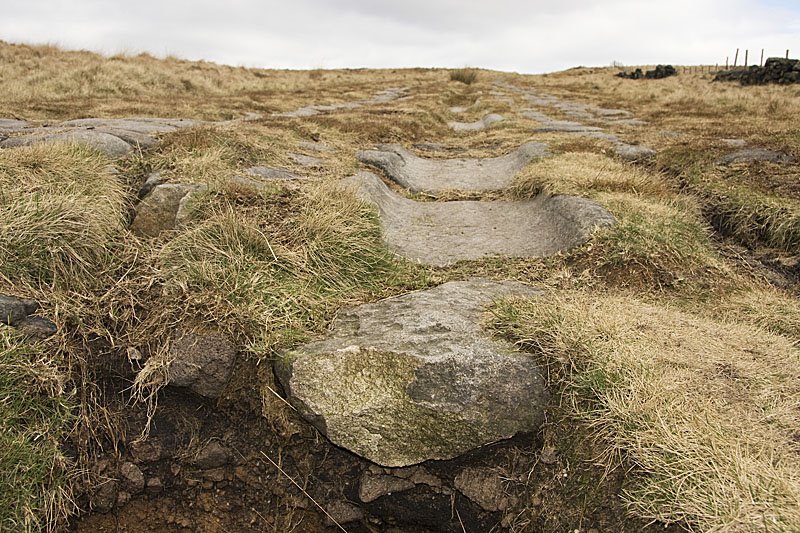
275, 280, 548, 467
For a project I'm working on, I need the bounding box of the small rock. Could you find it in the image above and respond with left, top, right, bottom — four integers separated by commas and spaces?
120, 462, 145, 494
116, 491, 131, 506
168, 331, 236, 398
454, 467, 509, 512
202, 467, 226, 482
130, 182, 207, 237
289, 152, 323, 168
325, 501, 364, 526
91, 480, 118, 513
359, 472, 415, 503
0, 294, 38, 326
194, 441, 231, 469
129, 438, 162, 463
145, 477, 163, 494
16, 316, 57, 339
137, 171, 165, 199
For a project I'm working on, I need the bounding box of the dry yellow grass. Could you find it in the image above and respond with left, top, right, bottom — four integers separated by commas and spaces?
490, 291, 800, 531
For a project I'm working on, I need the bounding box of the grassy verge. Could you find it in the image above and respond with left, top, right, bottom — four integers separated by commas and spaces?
490, 291, 800, 531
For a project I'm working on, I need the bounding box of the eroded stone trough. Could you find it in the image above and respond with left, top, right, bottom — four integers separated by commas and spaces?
341, 172, 615, 266
358, 141, 548, 193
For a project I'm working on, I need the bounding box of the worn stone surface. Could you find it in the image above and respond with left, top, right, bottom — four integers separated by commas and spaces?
289, 152, 323, 167
276, 280, 548, 467
1, 130, 134, 158
717, 148, 795, 165
448, 113, 504, 131
278, 87, 408, 118
325, 501, 364, 526
120, 462, 145, 495
168, 331, 236, 398
245, 166, 299, 180
523, 110, 602, 133
130, 183, 207, 237
340, 172, 615, 266
16, 316, 58, 339
358, 142, 548, 193
0, 294, 38, 326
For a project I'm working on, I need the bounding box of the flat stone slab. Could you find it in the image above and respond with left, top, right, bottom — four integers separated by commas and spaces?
289, 152, 323, 167
341, 172, 615, 266
0, 117, 196, 158
717, 148, 795, 165
245, 166, 300, 180
522, 110, 602, 133
130, 183, 207, 237
275, 279, 548, 467
448, 113, 504, 131
278, 87, 408, 118
358, 142, 548, 193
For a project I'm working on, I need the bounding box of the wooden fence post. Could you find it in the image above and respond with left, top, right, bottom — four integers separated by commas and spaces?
760, 49, 764, 66
734, 48, 739, 68
787, 49, 791, 59
744, 49, 748, 67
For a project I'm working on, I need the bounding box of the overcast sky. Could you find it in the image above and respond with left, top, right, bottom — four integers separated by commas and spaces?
0, 0, 797, 73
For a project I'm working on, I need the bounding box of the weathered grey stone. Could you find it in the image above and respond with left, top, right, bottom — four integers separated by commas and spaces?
522, 110, 602, 133
297, 140, 334, 152
717, 148, 795, 165
58, 117, 192, 134
448, 106, 468, 113
0, 294, 38, 326
0, 118, 29, 130
245, 166, 299, 180
16, 316, 57, 339
612, 141, 657, 161
358, 142, 548, 193
276, 280, 548, 467
1, 130, 133, 158
278, 87, 408, 117
448, 113, 504, 131
454, 467, 511, 512
130, 183, 207, 237
359, 472, 416, 503
289, 152, 323, 167
137, 171, 166, 199
168, 331, 236, 398
91, 480, 118, 513
340, 172, 615, 266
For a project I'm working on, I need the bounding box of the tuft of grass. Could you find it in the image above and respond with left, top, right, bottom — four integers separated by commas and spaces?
710, 286, 800, 342
585, 193, 730, 290
450, 68, 478, 85
0, 143, 128, 291
0, 330, 74, 532
490, 291, 800, 532
146, 178, 404, 364
511, 152, 668, 198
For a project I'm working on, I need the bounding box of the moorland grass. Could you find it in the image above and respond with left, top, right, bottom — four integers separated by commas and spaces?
490, 292, 800, 532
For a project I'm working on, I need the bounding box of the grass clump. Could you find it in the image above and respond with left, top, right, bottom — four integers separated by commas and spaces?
152, 179, 403, 354
0, 330, 74, 532
0, 143, 127, 290
490, 291, 800, 531
450, 68, 478, 85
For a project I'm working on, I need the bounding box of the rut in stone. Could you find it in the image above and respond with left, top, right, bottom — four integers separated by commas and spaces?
358, 141, 549, 193
341, 171, 615, 266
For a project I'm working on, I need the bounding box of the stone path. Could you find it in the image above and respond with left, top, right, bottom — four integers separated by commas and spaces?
0, 117, 196, 158
501, 83, 656, 161
341, 171, 615, 266
276, 279, 548, 467
358, 141, 548, 193
277, 86, 409, 118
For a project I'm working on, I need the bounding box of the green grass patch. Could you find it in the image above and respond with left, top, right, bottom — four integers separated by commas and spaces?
0, 330, 74, 532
